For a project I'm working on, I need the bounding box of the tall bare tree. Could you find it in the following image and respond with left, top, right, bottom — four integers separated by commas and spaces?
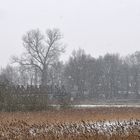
12, 28, 65, 86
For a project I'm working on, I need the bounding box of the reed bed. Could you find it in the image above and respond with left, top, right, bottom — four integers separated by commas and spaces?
0, 107, 139, 140
0, 119, 139, 139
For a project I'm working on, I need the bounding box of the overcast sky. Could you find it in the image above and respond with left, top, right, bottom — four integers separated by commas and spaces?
0, 0, 140, 66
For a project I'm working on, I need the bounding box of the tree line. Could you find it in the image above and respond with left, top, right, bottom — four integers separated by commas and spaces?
0, 28, 140, 108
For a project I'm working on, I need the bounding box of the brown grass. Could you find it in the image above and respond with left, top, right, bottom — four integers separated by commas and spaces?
0, 107, 139, 139
0, 107, 139, 123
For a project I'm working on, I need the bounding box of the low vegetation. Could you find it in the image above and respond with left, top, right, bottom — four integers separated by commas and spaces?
0, 107, 139, 140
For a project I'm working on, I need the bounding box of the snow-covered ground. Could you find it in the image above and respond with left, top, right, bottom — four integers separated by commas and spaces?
28, 120, 140, 137
74, 104, 140, 108
49, 104, 140, 108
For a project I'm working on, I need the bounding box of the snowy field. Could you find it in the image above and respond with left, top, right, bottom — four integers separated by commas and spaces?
28, 120, 140, 139
0, 119, 140, 139
0, 107, 139, 139
50, 104, 140, 108
74, 104, 140, 108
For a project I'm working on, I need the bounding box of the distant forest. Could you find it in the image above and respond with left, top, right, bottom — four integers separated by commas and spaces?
0, 28, 140, 110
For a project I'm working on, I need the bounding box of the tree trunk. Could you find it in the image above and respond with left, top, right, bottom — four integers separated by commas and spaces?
41, 67, 48, 86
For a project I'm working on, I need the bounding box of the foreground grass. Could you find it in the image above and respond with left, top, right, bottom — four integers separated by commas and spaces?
0, 107, 139, 139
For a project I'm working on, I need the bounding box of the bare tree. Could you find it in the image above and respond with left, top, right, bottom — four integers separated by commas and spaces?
12, 28, 65, 86
64, 49, 93, 99
0, 65, 19, 85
